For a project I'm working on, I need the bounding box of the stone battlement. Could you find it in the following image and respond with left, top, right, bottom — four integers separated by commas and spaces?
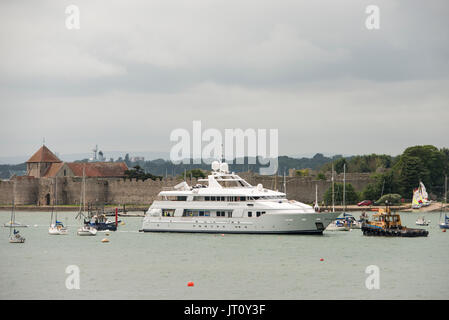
0, 173, 374, 206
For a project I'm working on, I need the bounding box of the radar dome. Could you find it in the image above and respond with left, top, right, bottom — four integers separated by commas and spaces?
257, 183, 263, 191
211, 161, 220, 171
220, 162, 229, 173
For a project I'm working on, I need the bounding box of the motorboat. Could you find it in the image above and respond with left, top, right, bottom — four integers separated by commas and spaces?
415, 216, 430, 226
325, 218, 350, 231
142, 161, 340, 234
77, 225, 97, 236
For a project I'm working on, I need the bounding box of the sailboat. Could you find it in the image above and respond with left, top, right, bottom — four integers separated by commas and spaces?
326, 163, 350, 231
8, 181, 25, 243
411, 188, 422, 209
420, 182, 431, 207
76, 165, 97, 236
439, 175, 449, 229
412, 182, 431, 209
48, 178, 68, 235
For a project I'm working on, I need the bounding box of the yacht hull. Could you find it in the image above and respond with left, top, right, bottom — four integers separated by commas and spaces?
142, 212, 340, 235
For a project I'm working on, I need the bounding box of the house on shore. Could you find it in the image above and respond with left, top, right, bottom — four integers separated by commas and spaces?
26, 145, 128, 178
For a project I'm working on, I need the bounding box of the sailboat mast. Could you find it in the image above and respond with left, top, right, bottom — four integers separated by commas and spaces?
332, 162, 335, 212
445, 175, 447, 205
343, 163, 346, 212
83, 165, 86, 214
10, 180, 16, 236
55, 177, 58, 221
283, 170, 286, 194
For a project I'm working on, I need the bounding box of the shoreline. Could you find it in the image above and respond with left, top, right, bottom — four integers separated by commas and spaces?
0, 205, 148, 215
1, 202, 446, 213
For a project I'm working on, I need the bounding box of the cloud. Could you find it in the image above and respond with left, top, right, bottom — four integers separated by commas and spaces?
0, 0, 448, 160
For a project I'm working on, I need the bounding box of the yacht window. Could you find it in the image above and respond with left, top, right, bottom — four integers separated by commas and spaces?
220, 196, 225, 201
183, 209, 199, 217
199, 211, 204, 217
205, 196, 210, 201
227, 211, 232, 218
211, 196, 216, 201
205, 211, 210, 217
248, 212, 252, 217
177, 196, 187, 201
162, 209, 175, 217
262, 211, 266, 215
256, 212, 261, 217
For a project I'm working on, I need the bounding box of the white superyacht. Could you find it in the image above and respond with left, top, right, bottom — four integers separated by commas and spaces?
142, 161, 340, 234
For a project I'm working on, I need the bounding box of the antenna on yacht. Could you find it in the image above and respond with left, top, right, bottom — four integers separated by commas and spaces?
220, 143, 225, 164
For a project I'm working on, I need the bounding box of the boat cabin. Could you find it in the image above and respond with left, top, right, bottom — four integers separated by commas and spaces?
369, 207, 402, 229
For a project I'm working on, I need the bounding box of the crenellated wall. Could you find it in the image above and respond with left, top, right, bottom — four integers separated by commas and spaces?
0, 172, 374, 206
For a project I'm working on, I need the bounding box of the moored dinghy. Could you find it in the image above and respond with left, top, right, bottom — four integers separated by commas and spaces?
77, 225, 97, 236
8, 181, 25, 243
48, 178, 68, 235
415, 216, 430, 226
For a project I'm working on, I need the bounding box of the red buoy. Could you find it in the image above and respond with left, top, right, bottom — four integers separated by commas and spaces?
320, 258, 324, 261
443, 229, 446, 233
187, 282, 194, 287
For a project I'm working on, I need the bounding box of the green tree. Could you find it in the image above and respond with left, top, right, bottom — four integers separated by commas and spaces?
317, 172, 326, 180
181, 169, 208, 179
323, 183, 360, 205
124, 165, 162, 181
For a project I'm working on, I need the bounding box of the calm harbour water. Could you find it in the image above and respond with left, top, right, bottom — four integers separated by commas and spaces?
1, 210, 448, 300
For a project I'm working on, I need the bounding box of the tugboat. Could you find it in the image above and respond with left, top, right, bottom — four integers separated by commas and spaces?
362, 202, 428, 237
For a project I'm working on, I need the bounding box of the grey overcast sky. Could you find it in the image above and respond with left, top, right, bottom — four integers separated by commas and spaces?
1, 0, 448, 162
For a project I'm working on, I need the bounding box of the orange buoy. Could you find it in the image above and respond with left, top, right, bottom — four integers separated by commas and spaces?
101, 238, 109, 243
187, 282, 194, 287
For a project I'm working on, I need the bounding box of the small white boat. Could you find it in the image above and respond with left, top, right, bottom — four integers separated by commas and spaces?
8, 183, 26, 243
48, 223, 68, 235
326, 219, 350, 231
415, 216, 430, 226
48, 178, 68, 235
9, 229, 25, 243
77, 225, 97, 236
4, 221, 28, 228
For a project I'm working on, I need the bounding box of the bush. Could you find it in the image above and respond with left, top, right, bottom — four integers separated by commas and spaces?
317, 173, 326, 180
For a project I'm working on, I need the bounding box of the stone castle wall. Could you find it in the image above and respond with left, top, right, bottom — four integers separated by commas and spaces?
0, 172, 374, 206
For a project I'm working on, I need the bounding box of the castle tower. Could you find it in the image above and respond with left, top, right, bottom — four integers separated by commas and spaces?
26, 145, 62, 178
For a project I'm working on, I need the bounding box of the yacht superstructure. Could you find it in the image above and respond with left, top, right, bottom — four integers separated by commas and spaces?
142, 161, 340, 234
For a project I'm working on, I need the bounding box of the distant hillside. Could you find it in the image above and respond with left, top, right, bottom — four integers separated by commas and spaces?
0, 163, 26, 179
0, 154, 339, 179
